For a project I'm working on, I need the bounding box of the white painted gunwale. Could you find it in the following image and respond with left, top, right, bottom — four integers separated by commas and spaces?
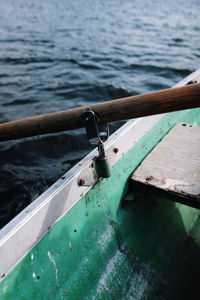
0, 69, 200, 280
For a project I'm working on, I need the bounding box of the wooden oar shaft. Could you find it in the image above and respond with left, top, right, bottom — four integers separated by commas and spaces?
0, 83, 200, 142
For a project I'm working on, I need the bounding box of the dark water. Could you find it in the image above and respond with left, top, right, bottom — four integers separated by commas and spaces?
0, 0, 199, 228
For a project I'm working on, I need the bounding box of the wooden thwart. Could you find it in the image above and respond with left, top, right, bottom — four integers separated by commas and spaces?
131, 123, 200, 208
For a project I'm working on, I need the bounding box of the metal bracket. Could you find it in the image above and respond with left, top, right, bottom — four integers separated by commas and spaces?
82, 108, 111, 178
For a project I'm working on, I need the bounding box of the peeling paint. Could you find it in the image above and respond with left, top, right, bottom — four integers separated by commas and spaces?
159, 178, 194, 191
126, 273, 148, 300
96, 250, 125, 297
32, 272, 37, 281
98, 225, 113, 252
47, 251, 59, 286
2, 284, 8, 294
69, 242, 73, 252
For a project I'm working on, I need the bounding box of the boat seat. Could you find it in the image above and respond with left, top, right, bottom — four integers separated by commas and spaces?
131, 122, 200, 209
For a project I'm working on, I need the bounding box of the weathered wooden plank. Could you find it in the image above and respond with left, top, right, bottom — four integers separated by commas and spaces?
131, 123, 200, 207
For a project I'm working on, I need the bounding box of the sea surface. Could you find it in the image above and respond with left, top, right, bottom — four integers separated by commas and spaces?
0, 0, 199, 228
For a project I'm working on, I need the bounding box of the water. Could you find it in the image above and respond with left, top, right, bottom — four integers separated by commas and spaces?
0, 0, 199, 228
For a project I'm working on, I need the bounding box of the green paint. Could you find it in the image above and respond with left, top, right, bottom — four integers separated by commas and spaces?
1, 109, 200, 299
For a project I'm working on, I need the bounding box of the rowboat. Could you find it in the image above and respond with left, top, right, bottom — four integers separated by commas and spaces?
0, 69, 200, 299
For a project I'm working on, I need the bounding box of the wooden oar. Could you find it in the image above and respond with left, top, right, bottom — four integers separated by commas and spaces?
0, 83, 199, 142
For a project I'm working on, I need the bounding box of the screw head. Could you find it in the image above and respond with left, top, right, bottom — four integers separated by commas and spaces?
78, 179, 85, 186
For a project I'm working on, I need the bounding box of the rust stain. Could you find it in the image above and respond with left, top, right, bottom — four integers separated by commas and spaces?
145, 176, 154, 182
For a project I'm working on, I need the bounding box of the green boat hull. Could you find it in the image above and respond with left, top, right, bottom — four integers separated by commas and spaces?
1, 68, 200, 299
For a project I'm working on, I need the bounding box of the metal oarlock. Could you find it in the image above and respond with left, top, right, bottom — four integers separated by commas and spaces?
82, 108, 111, 178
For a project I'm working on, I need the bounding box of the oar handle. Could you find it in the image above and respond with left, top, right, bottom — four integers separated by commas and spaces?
0, 83, 199, 142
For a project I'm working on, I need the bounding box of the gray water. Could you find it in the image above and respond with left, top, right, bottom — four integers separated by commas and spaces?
0, 0, 199, 228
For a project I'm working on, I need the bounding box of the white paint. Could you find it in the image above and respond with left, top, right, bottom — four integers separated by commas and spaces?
98, 225, 113, 252
31, 253, 34, 261
96, 249, 125, 296
126, 273, 148, 300
32, 272, 37, 282
2, 284, 8, 294
158, 178, 192, 190
69, 241, 73, 252
95, 250, 151, 299
47, 251, 59, 286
